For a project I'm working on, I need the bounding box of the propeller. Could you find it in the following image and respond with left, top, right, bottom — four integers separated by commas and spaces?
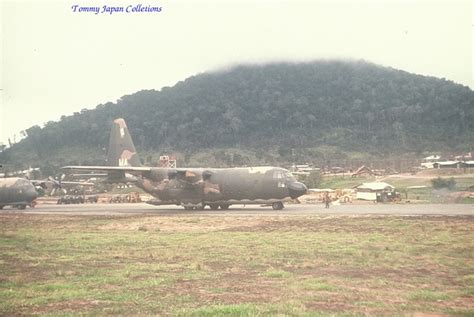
31, 174, 93, 196
48, 174, 68, 196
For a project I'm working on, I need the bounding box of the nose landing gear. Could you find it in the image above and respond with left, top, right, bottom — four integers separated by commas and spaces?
272, 201, 284, 210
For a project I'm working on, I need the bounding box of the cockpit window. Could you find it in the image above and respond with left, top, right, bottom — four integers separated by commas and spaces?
273, 171, 294, 179
273, 171, 284, 179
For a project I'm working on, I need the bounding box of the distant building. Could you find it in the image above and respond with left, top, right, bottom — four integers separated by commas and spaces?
421, 153, 474, 170
460, 161, 474, 168
355, 182, 395, 201
455, 152, 473, 160
433, 161, 461, 169
424, 155, 441, 161
159, 155, 177, 168
290, 164, 320, 176
421, 155, 441, 169
352, 165, 374, 177
330, 167, 346, 174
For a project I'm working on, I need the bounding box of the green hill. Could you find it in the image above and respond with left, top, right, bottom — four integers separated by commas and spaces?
1, 60, 473, 173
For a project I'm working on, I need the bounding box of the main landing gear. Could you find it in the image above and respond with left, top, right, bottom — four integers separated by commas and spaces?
272, 202, 284, 210
183, 205, 204, 211
207, 203, 230, 210
183, 203, 231, 210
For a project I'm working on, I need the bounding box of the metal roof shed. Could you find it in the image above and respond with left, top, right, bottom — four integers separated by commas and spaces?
356, 182, 395, 201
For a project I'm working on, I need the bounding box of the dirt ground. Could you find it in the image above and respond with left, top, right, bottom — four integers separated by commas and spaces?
1, 212, 473, 316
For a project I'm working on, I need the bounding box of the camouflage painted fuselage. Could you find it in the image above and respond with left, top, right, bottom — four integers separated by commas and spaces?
0, 178, 38, 209
135, 166, 307, 205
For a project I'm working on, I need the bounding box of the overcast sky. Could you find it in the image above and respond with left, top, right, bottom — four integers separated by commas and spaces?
1, 0, 472, 145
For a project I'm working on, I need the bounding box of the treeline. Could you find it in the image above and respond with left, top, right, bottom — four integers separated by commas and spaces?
1, 60, 473, 171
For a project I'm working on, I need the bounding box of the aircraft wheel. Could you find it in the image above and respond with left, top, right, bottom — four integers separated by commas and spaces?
272, 202, 284, 210
219, 204, 230, 210
183, 206, 193, 210
194, 204, 205, 211
0, 205, 4, 210
209, 203, 219, 210
18, 204, 27, 210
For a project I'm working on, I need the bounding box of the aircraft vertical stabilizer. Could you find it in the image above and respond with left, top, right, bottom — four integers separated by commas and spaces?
107, 118, 141, 167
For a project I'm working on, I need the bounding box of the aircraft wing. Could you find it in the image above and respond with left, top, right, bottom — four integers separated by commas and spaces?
62, 166, 208, 184
71, 173, 109, 178
62, 166, 154, 184
60, 181, 95, 186
62, 166, 153, 173
30, 179, 95, 187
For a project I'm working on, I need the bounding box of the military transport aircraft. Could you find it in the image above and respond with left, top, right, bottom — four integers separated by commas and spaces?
63, 119, 307, 210
0, 177, 38, 209
0, 164, 94, 209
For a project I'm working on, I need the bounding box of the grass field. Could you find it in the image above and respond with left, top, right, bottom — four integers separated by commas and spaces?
1, 213, 473, 316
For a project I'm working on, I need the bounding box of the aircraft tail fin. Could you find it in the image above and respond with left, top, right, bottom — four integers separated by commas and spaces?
107, 118, 141, 167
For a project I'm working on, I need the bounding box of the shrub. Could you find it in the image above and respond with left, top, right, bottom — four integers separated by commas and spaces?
431, 177, 456, 190
301, 171, 322, 188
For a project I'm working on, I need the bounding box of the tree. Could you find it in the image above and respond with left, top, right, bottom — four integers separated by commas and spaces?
431, 177, 456, 190
301, 171, 322, 189
1, 60, 473, 170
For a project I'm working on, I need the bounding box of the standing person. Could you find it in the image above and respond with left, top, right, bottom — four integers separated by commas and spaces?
324, 192, 330, 208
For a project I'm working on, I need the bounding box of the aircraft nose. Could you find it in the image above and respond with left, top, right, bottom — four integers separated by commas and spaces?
27, 187, 38, 201
288, 182, 308, 199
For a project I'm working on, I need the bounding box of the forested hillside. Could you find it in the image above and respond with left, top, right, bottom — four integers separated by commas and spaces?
1, 60, 473, 172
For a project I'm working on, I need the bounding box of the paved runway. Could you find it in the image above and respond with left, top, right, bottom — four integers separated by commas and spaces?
2, 203, 473, 216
